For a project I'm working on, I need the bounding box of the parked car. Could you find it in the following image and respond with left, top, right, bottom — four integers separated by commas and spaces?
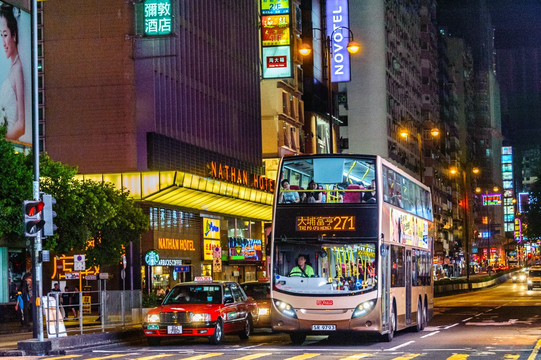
143, 277, 254, 345
241, 279, 271, 328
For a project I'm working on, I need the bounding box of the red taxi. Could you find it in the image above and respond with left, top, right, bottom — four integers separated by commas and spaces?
143, 277, 254, 345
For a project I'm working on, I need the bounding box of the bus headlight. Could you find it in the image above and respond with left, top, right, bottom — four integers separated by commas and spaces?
528, 279, 533, 285
191, 313, 211, 322
352, 300, 376, 319
273, 300, 297, 318
146, 313, 160, 323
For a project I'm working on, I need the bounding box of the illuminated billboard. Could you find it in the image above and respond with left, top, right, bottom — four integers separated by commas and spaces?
262, 15, 290, 46
0, 2, 31, 145
326, 0, 351, 82
482, 194, 502, 206
261, 0, 289, 15
262, 46, 291, 78
260, 0, 292, 79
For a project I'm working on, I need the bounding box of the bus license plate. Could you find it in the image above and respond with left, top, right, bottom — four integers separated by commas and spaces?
167, 325, 182, 334
312, 324, 336, 331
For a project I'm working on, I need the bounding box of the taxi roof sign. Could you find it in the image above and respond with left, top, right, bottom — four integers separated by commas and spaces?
194, 276, 213, 282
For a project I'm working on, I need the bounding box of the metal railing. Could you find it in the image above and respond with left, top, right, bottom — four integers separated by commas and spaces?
44, 290, 142, 337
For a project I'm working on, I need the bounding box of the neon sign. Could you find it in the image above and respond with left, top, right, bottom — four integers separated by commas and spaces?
482, 194, 502, 206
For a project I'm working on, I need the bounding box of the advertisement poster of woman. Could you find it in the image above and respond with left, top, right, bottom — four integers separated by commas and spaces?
0, 2, 30, 143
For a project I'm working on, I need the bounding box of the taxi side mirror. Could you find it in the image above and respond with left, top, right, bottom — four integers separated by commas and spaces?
224, 297, 234, 304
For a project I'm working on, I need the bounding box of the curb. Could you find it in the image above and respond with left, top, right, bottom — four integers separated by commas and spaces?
15, 327, 143, 356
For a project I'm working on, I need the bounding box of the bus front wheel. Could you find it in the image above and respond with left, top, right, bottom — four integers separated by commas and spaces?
290, 332, 306, 345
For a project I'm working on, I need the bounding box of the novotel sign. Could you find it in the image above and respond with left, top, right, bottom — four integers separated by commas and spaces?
326, 0, 351, 82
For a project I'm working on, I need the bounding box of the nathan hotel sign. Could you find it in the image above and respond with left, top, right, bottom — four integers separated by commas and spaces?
208, 161, 276, 193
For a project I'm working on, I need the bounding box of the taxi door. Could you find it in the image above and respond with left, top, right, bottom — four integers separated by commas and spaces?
222, 284, 242, 333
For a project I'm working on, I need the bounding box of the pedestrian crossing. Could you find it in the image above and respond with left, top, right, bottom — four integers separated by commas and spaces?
40, 351, 531, 360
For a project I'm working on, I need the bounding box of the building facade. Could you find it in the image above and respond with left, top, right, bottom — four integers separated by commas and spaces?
35, 0, 272, 294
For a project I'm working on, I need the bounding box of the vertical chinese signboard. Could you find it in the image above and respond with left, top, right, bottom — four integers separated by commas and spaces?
136, 0, 173, 36
261, 0, 292, 78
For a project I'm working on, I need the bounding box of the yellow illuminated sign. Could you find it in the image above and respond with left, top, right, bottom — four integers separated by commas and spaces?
158, 238, 196, 251
296, 216, 355, 231
203, 218, 220, 239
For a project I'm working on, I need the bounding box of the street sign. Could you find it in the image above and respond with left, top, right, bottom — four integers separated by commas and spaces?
174, 265, 190, 272
85, 274, 97, 280
73, 254, 85, 271
65, 272, 79, 280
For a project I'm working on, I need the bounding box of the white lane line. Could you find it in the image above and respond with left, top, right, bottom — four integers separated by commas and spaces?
420, 331, 440, 338
444, 323, 459, 329
386, 340, 415, 351
462, 317, 473, 322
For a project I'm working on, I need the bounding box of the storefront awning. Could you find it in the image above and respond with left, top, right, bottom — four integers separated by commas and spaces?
75, 171, 274, 221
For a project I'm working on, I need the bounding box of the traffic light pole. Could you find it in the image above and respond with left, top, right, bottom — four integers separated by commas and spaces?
31, 0, 44, 342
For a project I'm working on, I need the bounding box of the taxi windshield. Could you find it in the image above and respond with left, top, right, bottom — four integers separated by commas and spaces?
163, 285, 222, 305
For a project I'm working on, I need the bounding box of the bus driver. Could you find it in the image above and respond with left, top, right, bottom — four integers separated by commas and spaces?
289, 255, 315, 277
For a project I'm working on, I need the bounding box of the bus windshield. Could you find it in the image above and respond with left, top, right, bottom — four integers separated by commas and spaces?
273, 241, 377, 295
278, 157, 376, 204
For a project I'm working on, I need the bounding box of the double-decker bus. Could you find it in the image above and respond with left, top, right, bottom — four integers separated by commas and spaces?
270, 154, 433, 343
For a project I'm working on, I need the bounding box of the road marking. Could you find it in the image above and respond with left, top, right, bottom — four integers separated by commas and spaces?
46, 356, 83, 360
233, 353, 272, 360
446, 355, 469, 360
180, 354, 223, 360
387, 340, 415, 351
390, 354, 421, 359
504, 355, 520, 359
444, 323, 459, 329
283, 354, 320, 360
528, 338, 541, 360
85, 355, 127, 360
461, 317, 473, 322
136, 355, 173, 360
420, 330, 439, 338
339, 354, 372, 360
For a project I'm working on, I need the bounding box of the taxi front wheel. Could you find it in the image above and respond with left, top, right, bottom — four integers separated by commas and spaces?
209, 318, 225, 345
239, 316, 252, 340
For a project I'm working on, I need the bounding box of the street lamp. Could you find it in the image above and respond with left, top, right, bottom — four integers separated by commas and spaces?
300, 27, 360, 154
399, 124, 440, 180
450, 165, 480, 289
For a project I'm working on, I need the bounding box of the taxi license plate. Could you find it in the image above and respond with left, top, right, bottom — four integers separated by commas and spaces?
167, 325, 183, 334
312, 324, 336, 331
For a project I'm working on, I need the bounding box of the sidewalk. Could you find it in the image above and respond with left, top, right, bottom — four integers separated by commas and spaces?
0, 315, 143, 356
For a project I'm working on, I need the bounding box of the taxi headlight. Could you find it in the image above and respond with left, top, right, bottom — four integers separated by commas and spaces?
258, 307, 270, 316
352, 300, 376, 319
146, 314, 160, 323
191, 313, 211, 322
273, 300, 297, 318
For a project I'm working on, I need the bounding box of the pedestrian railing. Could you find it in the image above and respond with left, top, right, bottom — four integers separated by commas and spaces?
44, 290, 142, 337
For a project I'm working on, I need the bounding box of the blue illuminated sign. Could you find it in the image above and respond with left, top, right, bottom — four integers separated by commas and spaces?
326, 0, 351, 82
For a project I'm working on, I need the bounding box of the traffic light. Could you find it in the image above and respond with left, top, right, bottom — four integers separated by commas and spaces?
23, 200, 45, 237
42, 193, 57, 237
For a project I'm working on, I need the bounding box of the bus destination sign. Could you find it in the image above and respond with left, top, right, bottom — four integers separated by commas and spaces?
296, 216, 355, 231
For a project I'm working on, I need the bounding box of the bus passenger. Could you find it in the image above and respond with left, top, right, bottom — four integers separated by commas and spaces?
305, 180, 322, 203
279, 179, 300, 204
362, 179, 377, 203
289, 255, 315, 277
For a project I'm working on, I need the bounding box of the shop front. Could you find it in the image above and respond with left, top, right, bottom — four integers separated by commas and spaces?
76, 166, 274, 293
